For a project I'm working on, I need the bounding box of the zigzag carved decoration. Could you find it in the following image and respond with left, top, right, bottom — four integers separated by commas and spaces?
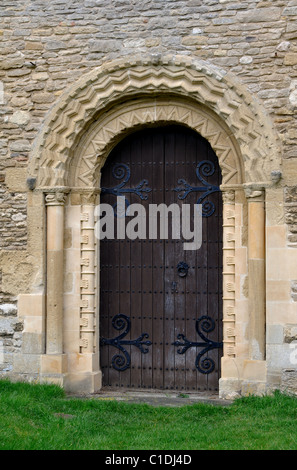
27, 55, 282, 188
75, 100, 240, 187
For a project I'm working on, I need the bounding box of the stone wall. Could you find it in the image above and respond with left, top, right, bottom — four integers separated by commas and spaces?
1, 0, 297, 169
1, 0, 297, 394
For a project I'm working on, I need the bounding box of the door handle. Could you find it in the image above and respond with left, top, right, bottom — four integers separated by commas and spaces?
177, 262, 189, 277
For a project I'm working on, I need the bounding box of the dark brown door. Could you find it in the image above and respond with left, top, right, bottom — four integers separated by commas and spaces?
100, 125, 223, 392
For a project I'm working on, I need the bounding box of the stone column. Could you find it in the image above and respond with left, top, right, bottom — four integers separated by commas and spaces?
45, 190, 68, 355
63, 189, 102, 393
245, 186, 266, 361
219, 188, 240, 399
80, 191, 98, 355
222, 190, 236, 359
40, 189, 69, 386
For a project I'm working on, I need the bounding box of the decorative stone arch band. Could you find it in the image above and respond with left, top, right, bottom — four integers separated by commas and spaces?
71, 98, 242, 189
28, 54, 281, 188
27, 55, 282, 394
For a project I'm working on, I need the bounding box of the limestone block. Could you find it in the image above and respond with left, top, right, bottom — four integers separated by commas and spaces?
240, 56, 253, 65
280, 369, 297, 395
237, 7, 281, 23
284, 324, 297, 342
67, 352, 99, 373
10, 140, 31, 152
241, 381, 267, 397
64, 371, 102, 394
219, 378, 242, 400
0, 317, 22, 336
267, 248, 297, 281
266, 301, 297, 325
13, 354, 40, 374
285, 187, 297, 203
243, 360, 267, 382
41, 354, 68, 374
267, 344, 294, 370
89, 39, 119, 52
221, 356, 244, 379
283, 6, 297, 16
9, 111, 30, 127
5, 168, 27, 192
25, 42, 43, 50
45, 40, 66, 51
31, 92, 55, 104
0, 304, 17, 316
291, 282, 297, 302
22, 332, 44, 354
284, 53, 297, 66
1, 252, 35, 295
63, 329, 81, 355
18, 294, 45, 318
267, 325, 283, 345
181, 35, 208, 46
63, 300, 81, 332
266, 281, 291, 301
266, 201, 284, 227
276, 41, 291, 52
266, 226, 286, 249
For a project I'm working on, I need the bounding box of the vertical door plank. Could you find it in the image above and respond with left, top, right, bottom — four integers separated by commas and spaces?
151, 131, 165, 390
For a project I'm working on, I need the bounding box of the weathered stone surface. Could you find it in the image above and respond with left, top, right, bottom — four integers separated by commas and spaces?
9, 111, 30, 127
31, 93, 55, 104
237, 7, 282, 23
285, 187, 297, 203
284, 53, 297, 66
281, 369, 297, 395
0, 304, 17, 316
284, 324, 297, 342
290, 282, 297, 302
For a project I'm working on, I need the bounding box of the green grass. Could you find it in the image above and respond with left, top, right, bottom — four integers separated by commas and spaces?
0, 379, 297, 450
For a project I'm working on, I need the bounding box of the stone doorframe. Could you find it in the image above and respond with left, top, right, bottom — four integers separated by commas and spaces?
26, 55, 282, 396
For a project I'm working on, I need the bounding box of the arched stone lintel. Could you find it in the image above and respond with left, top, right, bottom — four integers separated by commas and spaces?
27, 54, 282, 189
71, 97, 243, 189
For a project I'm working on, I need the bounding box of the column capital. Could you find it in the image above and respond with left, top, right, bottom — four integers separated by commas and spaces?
221, 189, 235, 205
243, 184, 265, 202
44, 188, 70, 206
80, 189, 100, 205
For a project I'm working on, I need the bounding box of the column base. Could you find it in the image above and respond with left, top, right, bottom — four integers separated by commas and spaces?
64, 371, 102, 394
219, 358, 267, 398
40, 353, 102, 393
40, 353, 68, 387
219, 378, 242, 400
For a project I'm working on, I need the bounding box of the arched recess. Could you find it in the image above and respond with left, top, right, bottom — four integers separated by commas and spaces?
28, 55, 282, 395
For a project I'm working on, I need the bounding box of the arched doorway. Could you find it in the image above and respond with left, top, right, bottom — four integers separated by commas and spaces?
99, 125, 223, 392
26, 55, 282, 396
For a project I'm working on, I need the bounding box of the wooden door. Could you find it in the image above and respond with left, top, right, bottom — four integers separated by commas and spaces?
99, 125, 223, 392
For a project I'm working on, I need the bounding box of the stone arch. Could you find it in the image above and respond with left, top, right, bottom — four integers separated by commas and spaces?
71, 97, 242, 188
28, 54, 281, 188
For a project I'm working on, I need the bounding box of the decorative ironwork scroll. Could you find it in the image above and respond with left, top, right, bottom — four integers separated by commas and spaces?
173, 316, 223, 374
101, 163, 152, 211
174, 160, 220, 217
100, 314, 152, 371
